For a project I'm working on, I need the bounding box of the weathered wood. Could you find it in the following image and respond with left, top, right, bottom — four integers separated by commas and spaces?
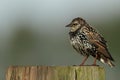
6, 66, 105, 80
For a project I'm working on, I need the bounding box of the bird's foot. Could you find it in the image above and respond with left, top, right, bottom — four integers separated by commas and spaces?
73, 65, 77, 66
79, 63, 85, 66
72, 64, 84, 66
91, 64, 99, 66
73, 64, 99, 66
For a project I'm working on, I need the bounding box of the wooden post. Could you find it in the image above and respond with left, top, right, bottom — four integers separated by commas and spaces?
6, 66, 105, 80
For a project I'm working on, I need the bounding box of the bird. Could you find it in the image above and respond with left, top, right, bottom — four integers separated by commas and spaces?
65, 17, 115, 67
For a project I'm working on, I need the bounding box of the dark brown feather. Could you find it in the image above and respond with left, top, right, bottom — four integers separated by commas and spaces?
83, 26, 114, 61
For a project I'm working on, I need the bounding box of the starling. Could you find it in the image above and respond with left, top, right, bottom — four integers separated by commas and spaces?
66, 17, 115, 67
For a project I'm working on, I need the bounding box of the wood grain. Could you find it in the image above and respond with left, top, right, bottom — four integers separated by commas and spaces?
6, 66, 105, 80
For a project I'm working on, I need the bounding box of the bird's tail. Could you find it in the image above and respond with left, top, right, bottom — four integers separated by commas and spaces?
107, 60, 115, 68
100, 58, 115, 68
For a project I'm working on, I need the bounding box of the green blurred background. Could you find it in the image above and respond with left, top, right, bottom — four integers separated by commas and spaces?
0, 0, 120, 80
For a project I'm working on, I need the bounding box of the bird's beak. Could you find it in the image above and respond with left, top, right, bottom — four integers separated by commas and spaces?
65, 23, 72, 27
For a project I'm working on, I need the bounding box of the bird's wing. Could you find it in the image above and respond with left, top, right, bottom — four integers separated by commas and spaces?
82, 26, 114, 61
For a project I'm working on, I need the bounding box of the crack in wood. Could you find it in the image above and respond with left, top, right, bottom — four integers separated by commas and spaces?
75, 69, 77, 80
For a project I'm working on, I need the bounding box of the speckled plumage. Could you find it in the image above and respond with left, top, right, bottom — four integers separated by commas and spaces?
66, 17, 115, 67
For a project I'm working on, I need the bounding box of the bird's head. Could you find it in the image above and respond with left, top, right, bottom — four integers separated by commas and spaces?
66, 17, 86, 32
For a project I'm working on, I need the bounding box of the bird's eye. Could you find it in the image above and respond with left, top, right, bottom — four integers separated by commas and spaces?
73, 23, 77, 26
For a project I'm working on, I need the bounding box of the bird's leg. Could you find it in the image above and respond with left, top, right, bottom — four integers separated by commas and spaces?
80, 56, 88, 66
92, 54, 98, 66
